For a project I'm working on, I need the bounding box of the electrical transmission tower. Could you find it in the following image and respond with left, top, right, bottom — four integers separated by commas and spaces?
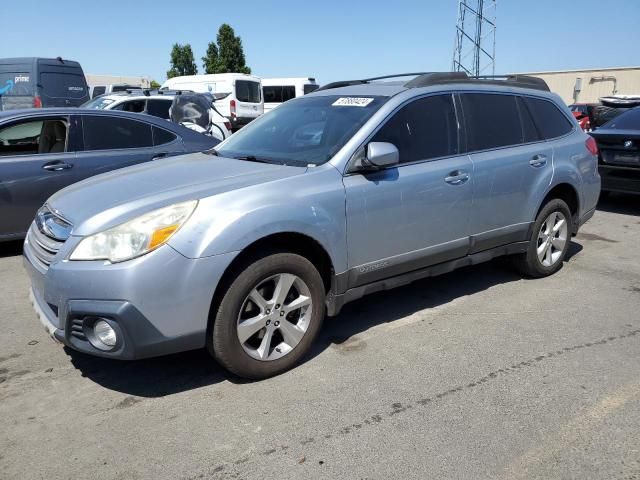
452, 0, 497, 77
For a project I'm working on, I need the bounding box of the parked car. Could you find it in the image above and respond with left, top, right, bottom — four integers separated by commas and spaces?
0, 57, 89, 110
569, 103, 597, 131
160, 73, 263, 130
590, 106, 640, 195
0, 108, 218, 241
24, 72, 599, 379
262, 77, 319, 113
89, 84, 143, 99
82, 90, 232, 141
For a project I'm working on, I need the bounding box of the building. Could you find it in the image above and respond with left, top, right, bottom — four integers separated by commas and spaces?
518, 66, 640, 105
85, 74, 151, 89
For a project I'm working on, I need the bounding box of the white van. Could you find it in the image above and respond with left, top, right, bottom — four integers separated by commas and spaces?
161, 73, 263, 130
261, 77, 319, 113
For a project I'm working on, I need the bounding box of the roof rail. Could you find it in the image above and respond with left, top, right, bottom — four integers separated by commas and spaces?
405, 72, 550, 91
317, 72, 550, 93
316, 72, 433, 91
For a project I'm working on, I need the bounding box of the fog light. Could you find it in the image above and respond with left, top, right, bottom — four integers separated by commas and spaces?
94, 320, 117, 347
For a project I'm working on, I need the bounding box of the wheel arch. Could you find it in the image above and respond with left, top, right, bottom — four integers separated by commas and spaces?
536, 182, 580, 232
206, 231, 336, 333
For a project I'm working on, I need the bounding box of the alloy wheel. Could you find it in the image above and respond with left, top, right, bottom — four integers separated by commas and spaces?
536, 211, 568, 267
236, 273, 313, 361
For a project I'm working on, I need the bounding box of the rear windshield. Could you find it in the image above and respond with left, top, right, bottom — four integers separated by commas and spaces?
0, 72, 33, 96
40, 72, 87, 98
236, 80, 261, 103
215, 94, 387, 166
603, 107, 640, 130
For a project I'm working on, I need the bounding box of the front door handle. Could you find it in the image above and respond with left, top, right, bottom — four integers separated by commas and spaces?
42, 161, 73, 171
445, 170, 470, 185
529, 154, 548, 168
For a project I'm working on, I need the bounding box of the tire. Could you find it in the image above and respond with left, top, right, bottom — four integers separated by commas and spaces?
210, 252, 325, 379
513, 199, 572, 278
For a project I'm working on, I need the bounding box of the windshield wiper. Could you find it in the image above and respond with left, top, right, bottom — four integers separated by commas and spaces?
234, 155, 278, 164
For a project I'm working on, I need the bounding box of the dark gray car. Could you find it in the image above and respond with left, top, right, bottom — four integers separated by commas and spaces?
0, 108, 218, 240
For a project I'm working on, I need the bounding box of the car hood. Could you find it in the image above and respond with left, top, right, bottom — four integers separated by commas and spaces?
48, 152, 307, 236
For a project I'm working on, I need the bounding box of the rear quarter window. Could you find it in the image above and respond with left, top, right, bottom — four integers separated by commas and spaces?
40, 72, 87, 99
236, 80, 261, 103
524, 97, 573, 139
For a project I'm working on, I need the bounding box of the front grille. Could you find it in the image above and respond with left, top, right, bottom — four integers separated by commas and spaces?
25, 207, 73, 270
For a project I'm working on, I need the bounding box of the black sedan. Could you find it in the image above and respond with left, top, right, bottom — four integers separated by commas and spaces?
0, 108, 218, 241
590, 107, 640, 195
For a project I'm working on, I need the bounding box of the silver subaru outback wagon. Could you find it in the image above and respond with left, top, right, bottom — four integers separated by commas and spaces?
24, 72, 600, 379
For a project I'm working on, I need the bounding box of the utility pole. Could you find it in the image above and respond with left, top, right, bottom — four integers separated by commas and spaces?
452, 0, 497, 76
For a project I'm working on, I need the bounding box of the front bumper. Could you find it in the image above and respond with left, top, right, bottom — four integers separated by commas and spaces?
24, 242, 237, 360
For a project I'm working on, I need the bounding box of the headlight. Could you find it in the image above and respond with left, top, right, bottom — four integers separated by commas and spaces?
70, 201, 197, 262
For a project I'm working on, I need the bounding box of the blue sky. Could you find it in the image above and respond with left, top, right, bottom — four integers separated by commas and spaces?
1, 0, 638, 84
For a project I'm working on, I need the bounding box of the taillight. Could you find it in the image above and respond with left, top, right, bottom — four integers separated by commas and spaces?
585, 136, 598, 156
33, 96, 42, 108
224, 121, 232, 131
230, 99, 236, 118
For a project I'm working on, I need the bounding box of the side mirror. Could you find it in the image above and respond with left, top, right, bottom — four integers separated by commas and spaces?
366, 142, 399, 168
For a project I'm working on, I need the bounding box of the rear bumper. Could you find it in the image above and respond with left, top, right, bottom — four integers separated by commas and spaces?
599, 164, 640, 194
23, 243, 238, 360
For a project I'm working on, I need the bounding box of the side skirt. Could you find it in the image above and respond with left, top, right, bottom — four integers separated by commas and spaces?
325, 241, 528, 317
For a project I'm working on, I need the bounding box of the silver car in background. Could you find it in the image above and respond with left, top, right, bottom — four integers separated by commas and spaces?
23, 73, 600, 379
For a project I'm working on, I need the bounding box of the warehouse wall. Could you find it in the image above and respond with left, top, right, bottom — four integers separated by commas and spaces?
85, 74, 151, 88
518, 67, 640, 105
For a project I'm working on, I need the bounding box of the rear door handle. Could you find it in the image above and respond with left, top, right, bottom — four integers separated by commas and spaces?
529, 154, 548, 168
445, 170, 470, 185
42, 161, 73, 171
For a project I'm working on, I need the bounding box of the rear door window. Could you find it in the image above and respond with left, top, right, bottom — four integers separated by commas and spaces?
524, 97, 574, 139
516, 97, 541, 143
461, 93, 524, 151
40, 72, 87, 99
82, 115, 152, 151
236, 80, 261, 103
146, 99, 172, 119
112, 100, 145, 113
372, 94, 459, 163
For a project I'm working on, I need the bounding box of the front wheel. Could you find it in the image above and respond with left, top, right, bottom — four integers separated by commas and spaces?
513, 199, 572, 278
210, 252, 325, 379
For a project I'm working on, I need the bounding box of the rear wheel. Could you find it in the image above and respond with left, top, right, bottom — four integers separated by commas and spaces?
210, 252, 325, 379
514, 199, 572, 278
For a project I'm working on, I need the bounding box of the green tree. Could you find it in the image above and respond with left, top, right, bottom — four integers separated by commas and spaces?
202, 24, 251, 74
201, 41, 220, 74
150, 80, 161, 89
166, 43, 198, 79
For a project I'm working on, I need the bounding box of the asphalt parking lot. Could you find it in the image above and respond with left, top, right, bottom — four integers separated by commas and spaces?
1, 194, 639, 480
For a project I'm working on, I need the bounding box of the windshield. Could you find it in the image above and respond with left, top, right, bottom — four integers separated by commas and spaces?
82, 96, 117, 109
216, 94, 387, 166
603, 107, 640, 130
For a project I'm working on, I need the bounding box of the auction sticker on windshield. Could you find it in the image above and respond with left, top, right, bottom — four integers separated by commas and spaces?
332, 97, 374, 107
